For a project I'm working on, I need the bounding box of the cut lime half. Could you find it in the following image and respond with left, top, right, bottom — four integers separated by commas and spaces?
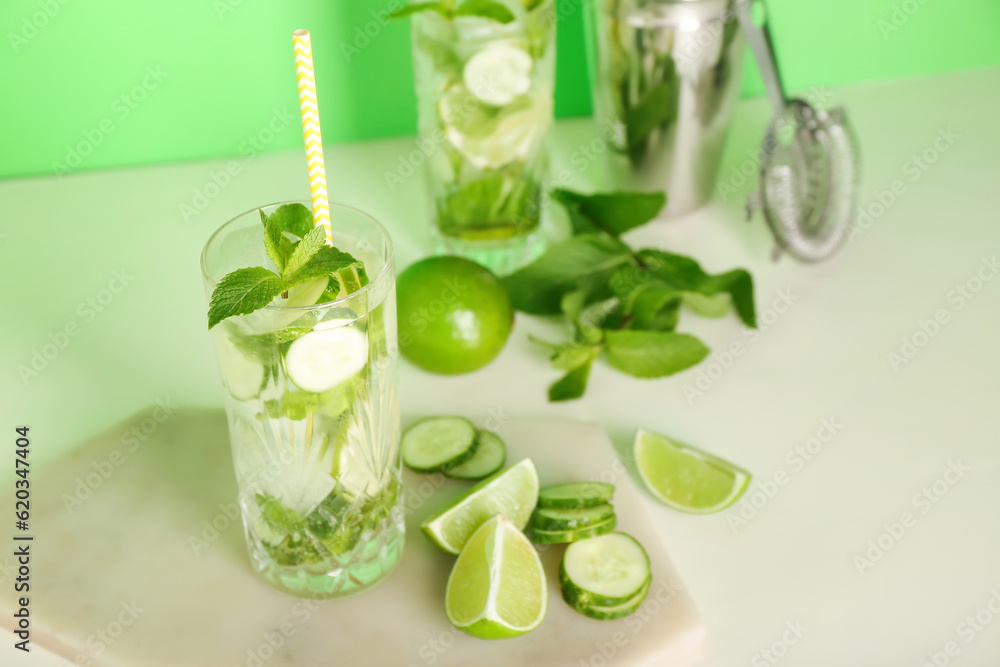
633, 428, 751, 514
422, 458, 538, 555
445, 515, 547, 639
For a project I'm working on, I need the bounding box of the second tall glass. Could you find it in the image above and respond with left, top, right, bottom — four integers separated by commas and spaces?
410, 0, 556, 275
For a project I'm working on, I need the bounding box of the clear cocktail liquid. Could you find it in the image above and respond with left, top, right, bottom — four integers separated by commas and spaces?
204, 204, 404, 599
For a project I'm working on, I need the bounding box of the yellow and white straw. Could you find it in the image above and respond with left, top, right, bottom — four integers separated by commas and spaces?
292, 29, 332, 245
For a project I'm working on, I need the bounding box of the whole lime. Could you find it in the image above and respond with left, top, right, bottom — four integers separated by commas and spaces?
397, 257, 513, 374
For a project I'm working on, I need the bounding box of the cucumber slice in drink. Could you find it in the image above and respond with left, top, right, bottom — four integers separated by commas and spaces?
537, 482, 615, 509
571, 580, 651, 621
532, 503, 615, 532
531, 514, 617, 545
559, 533, 651, 608
401, 417, 478, 473
285, 327, 368, 394
444, 430, 507, 480
214, 332, 265, 400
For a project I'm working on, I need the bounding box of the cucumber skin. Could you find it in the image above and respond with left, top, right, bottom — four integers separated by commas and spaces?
531, 503, 615, 531
401, 417, 479, 473
537, 482, 615, 509
530, 515, 617, 545
565, 581, 651, 620
559, 564, 652, 608
443, 431, 507, 480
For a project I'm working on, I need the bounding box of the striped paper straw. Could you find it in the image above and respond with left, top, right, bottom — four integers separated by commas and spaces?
292, 29, 332, 245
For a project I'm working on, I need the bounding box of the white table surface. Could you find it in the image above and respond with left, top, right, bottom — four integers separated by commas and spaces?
2, 66, 1000, 665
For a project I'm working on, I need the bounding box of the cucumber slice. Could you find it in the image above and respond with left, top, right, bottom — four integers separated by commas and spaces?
401, 417, 478, 473
531, 514, 617, 545
570, 580, 650, 621
532, 503, 615, 532
285, 327, 368, 393
214, 332, 265, 400
537, 482, 615, 509
444, 430, 507, 480
560, 533, 651, 607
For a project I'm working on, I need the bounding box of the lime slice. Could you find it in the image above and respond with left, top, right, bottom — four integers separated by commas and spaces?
422, 459, 538, 555
445, 515, 546, 639
633, 428, 751, 514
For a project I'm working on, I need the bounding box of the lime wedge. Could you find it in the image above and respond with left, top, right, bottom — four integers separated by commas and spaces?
633, 428, 751, 514
422, 459, 538, 555
445, 515, 546, 639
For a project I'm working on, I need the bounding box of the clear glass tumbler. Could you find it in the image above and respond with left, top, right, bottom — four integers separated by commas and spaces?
201, 202, 403, 599
411, 0, 556, 275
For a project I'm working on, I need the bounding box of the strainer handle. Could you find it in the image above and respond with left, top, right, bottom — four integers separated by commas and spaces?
737, 0, 787, 112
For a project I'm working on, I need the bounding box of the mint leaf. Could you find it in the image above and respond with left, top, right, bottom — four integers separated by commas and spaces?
637, 249, 756, 327
603, 330, 709, 378
629, 283, 682, 331
682, 292, 730, 318
263, 218, 294, 274
391, 1, 449, 18
625, 61, 679, 163
208, 267, 287, 329
286, 246, 358, 287
502, 234, 633, 314
267, 204, 314, 240
552, 189, 666, 237
552, 343, 600, 371
283, 224, 328, 278
548, 358, 593, 402
454, 0, 515, 22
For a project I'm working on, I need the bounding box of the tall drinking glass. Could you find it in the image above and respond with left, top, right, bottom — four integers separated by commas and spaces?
201, 202, 403, 599
410, 0, 556, 275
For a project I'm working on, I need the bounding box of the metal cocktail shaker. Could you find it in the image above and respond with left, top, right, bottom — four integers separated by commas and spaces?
584, 0, 745, 217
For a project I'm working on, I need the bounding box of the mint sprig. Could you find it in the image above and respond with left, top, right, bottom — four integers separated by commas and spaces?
391, 0, 515, 22
504, 188, 756, 401
207, 205, 360, 329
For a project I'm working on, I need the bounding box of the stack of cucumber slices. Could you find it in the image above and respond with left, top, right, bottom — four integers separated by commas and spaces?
530, 482, 618, 544
402, 415, 655, 634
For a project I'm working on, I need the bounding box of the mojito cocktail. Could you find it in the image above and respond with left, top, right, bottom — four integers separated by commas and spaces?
201, 202, 403, 599
409, 0, 555, 274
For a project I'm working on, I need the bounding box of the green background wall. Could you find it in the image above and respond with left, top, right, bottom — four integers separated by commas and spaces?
1, 0, 998, 181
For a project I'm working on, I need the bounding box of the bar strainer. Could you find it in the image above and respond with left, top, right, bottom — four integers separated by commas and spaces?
737, 0, 860, 262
